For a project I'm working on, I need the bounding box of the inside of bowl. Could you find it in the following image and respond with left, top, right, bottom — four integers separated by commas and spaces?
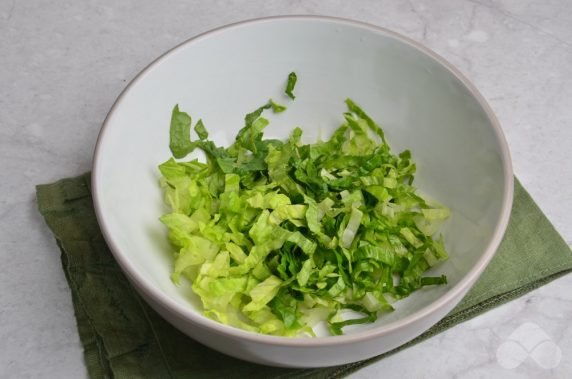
94, 18, 509, 336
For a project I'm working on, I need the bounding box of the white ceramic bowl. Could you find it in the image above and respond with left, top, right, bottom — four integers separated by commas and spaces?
93, 16, 513, 367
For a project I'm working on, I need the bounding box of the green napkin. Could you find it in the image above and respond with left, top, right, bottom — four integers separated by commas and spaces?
36, 174, 572, 379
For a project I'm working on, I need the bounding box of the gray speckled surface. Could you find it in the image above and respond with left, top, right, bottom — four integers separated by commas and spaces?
1, 1, 571, 378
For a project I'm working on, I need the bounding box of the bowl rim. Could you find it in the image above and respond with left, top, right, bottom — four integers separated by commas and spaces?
92, 15, 514, 347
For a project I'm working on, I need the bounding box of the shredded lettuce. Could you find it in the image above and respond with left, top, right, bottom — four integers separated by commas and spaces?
269, 99, 287, 113
285, 72, 297, 100
159, 77, 450, 337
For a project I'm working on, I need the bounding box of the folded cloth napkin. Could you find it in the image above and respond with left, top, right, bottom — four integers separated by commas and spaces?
36, 174, 572, 379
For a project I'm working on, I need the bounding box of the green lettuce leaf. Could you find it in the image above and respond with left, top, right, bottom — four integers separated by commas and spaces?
285, 72, 297, 100
169, 105, 194, 159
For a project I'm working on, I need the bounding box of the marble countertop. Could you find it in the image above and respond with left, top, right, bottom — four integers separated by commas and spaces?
1, 1, 571, 378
